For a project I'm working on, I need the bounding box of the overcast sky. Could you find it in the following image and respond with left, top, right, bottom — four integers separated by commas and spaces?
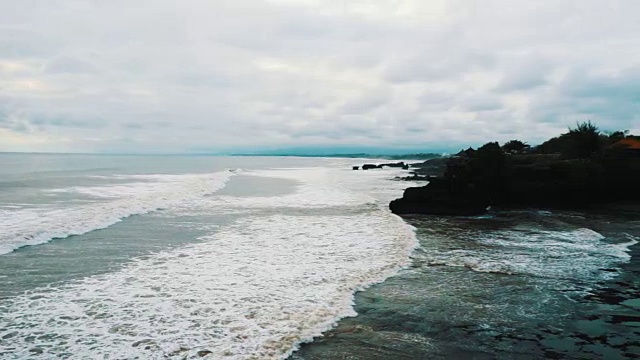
1, 0, 639, 153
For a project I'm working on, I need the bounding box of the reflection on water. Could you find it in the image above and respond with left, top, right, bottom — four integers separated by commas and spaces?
293, 209, 640, 359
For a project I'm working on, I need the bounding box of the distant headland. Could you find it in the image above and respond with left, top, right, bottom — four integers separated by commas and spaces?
374, 122, 639, 216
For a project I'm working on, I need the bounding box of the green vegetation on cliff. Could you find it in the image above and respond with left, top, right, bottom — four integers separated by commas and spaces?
390, 122, 640, 215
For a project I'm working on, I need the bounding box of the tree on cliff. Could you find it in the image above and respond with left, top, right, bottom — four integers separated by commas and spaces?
567, 121, 603, 158
502, 140, 530, 154
537, 121, 604, 158
445, 142, 506, 197
473, 142, 506, 193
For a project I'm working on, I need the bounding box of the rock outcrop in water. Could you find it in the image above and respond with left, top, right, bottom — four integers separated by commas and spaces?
359, 162, 407, 170
381, 161, 406, 168
391, 123, 640, 216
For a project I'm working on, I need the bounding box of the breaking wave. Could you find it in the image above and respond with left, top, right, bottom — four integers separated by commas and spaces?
0, 171, 234, 255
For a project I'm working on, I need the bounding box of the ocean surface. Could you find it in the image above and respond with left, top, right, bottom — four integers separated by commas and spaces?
0, 153, 417, 359
293, 211, 640, 358
1, 154, 639, 359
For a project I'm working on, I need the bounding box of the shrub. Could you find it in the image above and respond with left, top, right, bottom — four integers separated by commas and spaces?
502, 140, 530, 154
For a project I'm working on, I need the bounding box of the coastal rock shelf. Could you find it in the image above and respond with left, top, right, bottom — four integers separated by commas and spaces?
389, 128, 640, 216
389, 179, 488, 216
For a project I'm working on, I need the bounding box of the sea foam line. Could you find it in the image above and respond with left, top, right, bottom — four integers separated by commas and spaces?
0, 171, 234, 255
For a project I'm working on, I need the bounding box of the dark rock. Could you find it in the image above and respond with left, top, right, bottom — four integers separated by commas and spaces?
390, 138, 640, 216
398, 174, 432, 181
197, 350, 213, 357
379, 161, 405, 168
409, 157, 448, 178
390, 181, 488, 216
360, 162, 410, 170
610, 314, 640, 324
352, 166, 359, 170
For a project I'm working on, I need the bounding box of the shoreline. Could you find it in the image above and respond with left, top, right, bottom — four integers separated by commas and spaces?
291, 207, 640, 359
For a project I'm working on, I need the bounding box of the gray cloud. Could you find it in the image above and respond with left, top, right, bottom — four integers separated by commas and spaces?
0, 28, 58, 58
30, 117, 103, 129
383, 49, 495, 83
526, 66, 640, 135
44, 56, 97, 74
1, 0, 639, 153
338, 89, 391, 115
561, 67, 640, 102
460, 95, 503, 112
494, 57, 553, 92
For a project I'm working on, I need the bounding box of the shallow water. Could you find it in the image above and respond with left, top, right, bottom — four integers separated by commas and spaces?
293, 209, 640, 359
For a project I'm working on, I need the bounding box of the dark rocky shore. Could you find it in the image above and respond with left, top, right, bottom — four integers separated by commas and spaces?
389, 125, 640, 216
292, 207, 640, 359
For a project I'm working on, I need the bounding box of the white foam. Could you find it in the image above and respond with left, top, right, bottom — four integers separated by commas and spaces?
0, 171, 234, 255
214, 167, 412, 209
421, 227, 636, 281
0, 167, 417, 359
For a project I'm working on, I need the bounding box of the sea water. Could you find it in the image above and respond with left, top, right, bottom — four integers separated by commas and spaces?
293, 207, 640, 359
0, 154, 418, 359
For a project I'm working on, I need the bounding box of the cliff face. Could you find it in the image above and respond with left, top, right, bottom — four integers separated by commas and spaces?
390, 144, 640, 216
390, 177, 489, 215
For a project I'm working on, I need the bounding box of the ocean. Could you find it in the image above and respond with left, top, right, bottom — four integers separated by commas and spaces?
0, 153, 417, 358
1, 154, 639, 359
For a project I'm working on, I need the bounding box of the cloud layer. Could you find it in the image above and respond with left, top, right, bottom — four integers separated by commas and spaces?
1, 0, 639, 153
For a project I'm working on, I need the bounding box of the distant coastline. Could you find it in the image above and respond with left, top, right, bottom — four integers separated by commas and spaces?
232, 152, 445, 160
